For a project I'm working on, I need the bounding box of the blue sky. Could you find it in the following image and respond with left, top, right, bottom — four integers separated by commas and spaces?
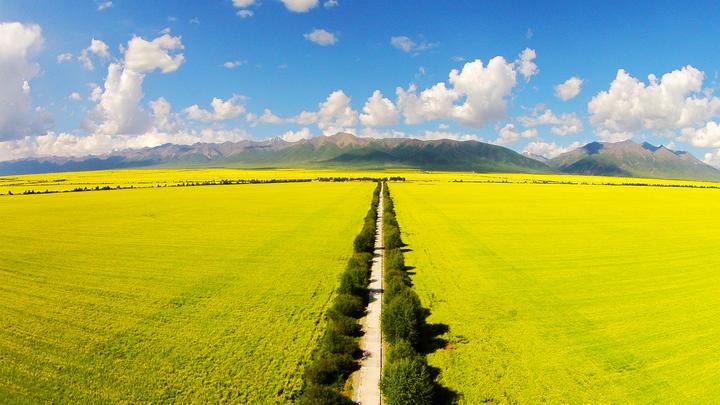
2, 0, 720, 164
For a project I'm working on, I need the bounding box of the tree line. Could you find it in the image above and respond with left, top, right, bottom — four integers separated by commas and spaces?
380, 183, 438, 405
297, 182, 383, 404
1, 177, 405, 197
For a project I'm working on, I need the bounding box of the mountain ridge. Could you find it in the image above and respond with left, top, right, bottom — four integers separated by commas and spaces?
1, 133, 719, 182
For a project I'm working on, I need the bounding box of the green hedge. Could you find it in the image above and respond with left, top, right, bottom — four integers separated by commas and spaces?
380, 182, 438, 404
298, 182, 382, 402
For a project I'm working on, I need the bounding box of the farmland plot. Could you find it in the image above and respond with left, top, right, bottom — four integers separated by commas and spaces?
0, 182, 373, 403
392, 182, 720, 404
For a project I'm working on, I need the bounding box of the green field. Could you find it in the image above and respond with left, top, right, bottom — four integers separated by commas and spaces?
0, 182, 373, 402
392, 182, 720, 403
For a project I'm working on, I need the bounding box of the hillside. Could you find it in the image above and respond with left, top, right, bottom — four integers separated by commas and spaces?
548, 140, 720, 181
0, 133, 550, 175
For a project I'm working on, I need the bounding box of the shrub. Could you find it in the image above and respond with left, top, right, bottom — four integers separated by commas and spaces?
385, 248, 405, 272
332, 294, 364, 318
386, 339, 419, 364
380, 356, 434, 405
321, 328, 358, 356
382, 290, 426, 346
327, 311, 361, 336
383, 277, 409, 305
296, 385, 355, 405
304, 353, 355, 385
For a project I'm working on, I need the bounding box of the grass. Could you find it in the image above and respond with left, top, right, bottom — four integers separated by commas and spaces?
0, 182, 374, 403
391, 181, 720, 403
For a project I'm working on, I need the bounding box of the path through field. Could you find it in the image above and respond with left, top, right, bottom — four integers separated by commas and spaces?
353, 183, 384, 404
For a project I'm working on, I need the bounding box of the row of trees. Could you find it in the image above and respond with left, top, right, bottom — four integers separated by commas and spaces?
380, 184, 437, 405
297, 182, 383, 404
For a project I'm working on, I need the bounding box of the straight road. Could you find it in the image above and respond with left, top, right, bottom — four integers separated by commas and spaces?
353, 183, 384, 404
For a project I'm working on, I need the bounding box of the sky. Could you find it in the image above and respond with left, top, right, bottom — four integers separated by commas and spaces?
2, 0, 720, 165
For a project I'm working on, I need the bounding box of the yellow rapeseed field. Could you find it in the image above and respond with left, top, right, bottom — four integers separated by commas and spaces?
0, 182, 373, 402
392, 181, 720, 403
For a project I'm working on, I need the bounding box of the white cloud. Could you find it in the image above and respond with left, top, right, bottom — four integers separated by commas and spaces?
237, 9, 254, 17
281, 127, 312, 142
281, 0, 319, 12
492, 123, 537, 145
517, 109, 583, 136
359, 90, 399, 127
248, 108, 283, 126
390, 36, 437, 54
679, 121, 720, 148
421, 130, 480, 141
515, 48, 538, 82
324, 0, 338, 8
184, 95, 247, 121
124, 34, 184, 73
396, 55, 517, 127
0, 22, 49, 140
704, 149, 720, 167
87, 34, 185, 137
304, 29, 337, 46
223, 60, 245, 69
150, 97, 182, 132
57, 52, 73, 63
68, 92, 82, 101
232, 0, 256, 6
523, 140, 582, 158
554, 76, 583, 101
293, 90, 357, 135
0, 127, 250, 161
189, 17, 200, 24
588, 66, 720, 140
88, 83, 102, 102
78, 38, 110, 70
97, 1, 113, 10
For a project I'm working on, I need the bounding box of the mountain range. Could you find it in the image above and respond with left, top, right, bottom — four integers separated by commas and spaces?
1, 132, 719, 182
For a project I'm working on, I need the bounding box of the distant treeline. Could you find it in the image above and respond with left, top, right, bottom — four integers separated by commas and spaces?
380, 183, 437, 404
451, 178, 720, 189
297, 182, 382, 404
0, 176, 405, 196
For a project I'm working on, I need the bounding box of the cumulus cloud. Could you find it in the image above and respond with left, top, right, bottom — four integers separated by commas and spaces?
87, 33, 185, 136
554, 76, 583, 101
390, 36, 437, 54
124, 34, 184, 73
324, 0, 338, 7
588, 66, 720, 141
292, 90, 357, 135
78, 38, 110, 70
0, 127, 250, 161
248, 108, 283, 126
68, 92, 82, 101
523, 140, 582, 158
304, 29, 337, 46
679, 121, 720, 148
515, 48, 538, 82
517, 108, 583, 136
704, 149, 720, 167
492, 123, 537, 145
0, 22, 51, 140
281, 0, 319, 12
281, 127, 312, 142
396, 55, 518, 127
184, 95, 247, 121
359, 90, 399, 127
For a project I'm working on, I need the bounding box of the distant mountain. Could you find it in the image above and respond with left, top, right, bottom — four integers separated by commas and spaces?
2, 134, 718, 182
0, 133, 550, 175
548, 140, 720, 181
